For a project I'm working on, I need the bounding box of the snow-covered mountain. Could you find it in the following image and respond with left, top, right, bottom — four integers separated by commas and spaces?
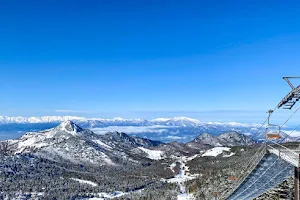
5, 121, 164, 165
100, 132, 163, 149
150, 117, 201, 127
217, 131, 254, 146
0, 115, 280, 143
2, 120, 257, 167
187, 131, 255, 148
0, 115, 259, 128
192, 133, 223, 146
0, 116, 87, 124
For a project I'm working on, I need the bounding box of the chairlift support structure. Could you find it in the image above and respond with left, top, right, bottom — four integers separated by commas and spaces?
278, 77, 300, 109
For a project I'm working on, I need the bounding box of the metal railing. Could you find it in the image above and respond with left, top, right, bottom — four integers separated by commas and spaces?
268, 144, 299, 167
223, 146, 266, 199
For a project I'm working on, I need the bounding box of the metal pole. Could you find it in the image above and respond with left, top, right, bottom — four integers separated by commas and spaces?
265, 128, 268, 153
295, 154, 300, 200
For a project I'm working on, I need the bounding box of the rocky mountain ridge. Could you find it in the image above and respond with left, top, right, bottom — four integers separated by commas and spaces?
4, 121, 163, 166
186, 131, 255, 149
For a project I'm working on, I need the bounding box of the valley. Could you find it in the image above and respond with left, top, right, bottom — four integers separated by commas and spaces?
0, 120, 295, 199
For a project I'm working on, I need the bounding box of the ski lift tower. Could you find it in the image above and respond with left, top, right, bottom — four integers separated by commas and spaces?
277, 77, 300, 109
277, 76, 300, 199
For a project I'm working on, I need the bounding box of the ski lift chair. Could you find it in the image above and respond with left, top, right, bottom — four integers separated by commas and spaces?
266, 125, 282, 139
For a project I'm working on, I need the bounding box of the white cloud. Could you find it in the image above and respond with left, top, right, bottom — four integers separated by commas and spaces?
165, 136, 186, 140
91, 125, 173, 135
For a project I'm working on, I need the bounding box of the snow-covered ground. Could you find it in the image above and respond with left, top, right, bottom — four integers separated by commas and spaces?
84, 189, 143, 200
169, 162, 177, 173
90, 191, 128, 199
137, 147, 164, 160
2, 192, 45, 199
70, 178, 98, 187
167, 155, 200, 200
177, 193, 195, 200
202, 147, 231, 157
223, 152, 235, 158
93, 139, 112, 150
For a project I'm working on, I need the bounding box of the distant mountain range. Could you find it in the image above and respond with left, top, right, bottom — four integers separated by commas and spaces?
0, 116, 296, 142
0, 121, 256, 166
0, 116, 259, 127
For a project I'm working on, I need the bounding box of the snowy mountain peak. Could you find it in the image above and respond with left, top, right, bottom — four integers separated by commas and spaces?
151, 117, 200, 123
150, 116, 201, 127
56, 120, 83, 134
173, 117, 201, 123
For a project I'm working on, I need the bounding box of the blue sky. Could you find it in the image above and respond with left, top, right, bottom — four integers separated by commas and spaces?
1, 0, 300, 122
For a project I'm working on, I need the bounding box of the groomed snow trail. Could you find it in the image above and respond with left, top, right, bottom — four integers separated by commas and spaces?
167, 156, 199, 200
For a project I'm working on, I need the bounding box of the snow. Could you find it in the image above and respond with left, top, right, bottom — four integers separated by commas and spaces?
18, 137, 39, 149
112, 117, 125, 121
150, 118, 172, 122
151, 117, 200, 123
98, 152, 115, 165
223, 152, 235, 157
167, 155, 199, 200
185, 154, 199, 161
70, 178, 98, 187
0, 116, 86, 124
93, 140, 112, 150
57, 120, 81, 135
177, 193, 195, 200
204, 121, 261, 127
137, 147, 164, 160
202, 147, 231, 157
0, 115, 260, 129
169, 162, 177, 173
84, 189, 144, 199
173, 117, 201, 123
17, 134, 49, 153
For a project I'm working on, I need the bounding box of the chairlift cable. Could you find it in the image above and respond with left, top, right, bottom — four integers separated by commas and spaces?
240, 165, 291, 200
230, 156, 280, 200
280, 123, 300, 143
280, 106, 300, 128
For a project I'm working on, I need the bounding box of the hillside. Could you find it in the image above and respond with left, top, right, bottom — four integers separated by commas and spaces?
0, 121, 293, 200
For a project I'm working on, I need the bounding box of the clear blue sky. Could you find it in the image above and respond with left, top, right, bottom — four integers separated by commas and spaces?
1, 0, 300, 122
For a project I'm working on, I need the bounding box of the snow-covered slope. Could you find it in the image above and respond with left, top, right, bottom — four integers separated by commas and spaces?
150, 117, 201, 127
6, 121, 164, 165
202, 147, 231, 157
137, 147, 164, 160
0, 116, 87, 124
